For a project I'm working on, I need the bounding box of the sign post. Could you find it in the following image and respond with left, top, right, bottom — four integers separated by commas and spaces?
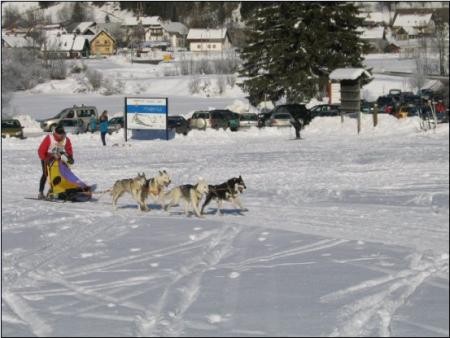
329, 68, 373, 134
124, 97, 168, 141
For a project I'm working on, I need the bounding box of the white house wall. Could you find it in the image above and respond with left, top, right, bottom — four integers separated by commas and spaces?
189, 37, 231, 52
189, 41, 223, 51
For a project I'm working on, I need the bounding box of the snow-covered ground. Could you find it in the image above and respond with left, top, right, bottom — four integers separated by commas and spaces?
2, 56, 449, 337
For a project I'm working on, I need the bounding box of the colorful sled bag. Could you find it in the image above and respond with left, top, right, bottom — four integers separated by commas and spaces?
47, 159, 92, 201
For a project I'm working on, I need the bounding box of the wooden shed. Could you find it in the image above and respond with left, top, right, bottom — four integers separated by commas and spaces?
90, 30, 116, 56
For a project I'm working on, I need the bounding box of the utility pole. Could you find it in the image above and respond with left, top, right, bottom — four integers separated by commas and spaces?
137, 2, 144, 20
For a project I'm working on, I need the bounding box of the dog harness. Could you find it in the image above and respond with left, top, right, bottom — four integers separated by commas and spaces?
147, 178, 163, 196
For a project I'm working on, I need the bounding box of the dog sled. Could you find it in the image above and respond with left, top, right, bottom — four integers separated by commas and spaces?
46, 158, 93, 202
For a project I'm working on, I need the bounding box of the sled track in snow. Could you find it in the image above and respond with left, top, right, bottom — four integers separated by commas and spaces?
320, 253, 449, 337
3, 204, 119, 287
133, 224, 243, 337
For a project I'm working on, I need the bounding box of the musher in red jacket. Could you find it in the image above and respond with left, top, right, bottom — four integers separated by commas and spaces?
37, 125, 74, 199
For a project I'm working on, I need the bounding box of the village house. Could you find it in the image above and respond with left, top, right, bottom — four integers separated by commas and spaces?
42, 33, 92, 58
90, 30, 117, 56
384, 42, 401, 54
66, 21, 97, 35
359, 26, 387, 53
358, 10, 392, 27
1, 34, 35, 48
161, 21, 188, 49
392, 12, 434, 40
186, 28, 232, 52
123, 16, 164, 42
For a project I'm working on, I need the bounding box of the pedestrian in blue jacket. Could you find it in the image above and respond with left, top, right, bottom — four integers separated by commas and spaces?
99, 110, 109, 146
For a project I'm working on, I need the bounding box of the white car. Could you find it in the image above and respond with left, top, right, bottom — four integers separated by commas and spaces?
57, 119, 87, 134
189, 111, 211, 130
265, 112, 293, 127
239, 113, 258, 128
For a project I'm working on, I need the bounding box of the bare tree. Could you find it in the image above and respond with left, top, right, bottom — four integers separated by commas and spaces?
86, 68, 103, 90
433, 20, 449, 76
133, 22, 146, 45
57, 3, 73, 23
48, 58, 67, 80
23, 8, 47, 49
410, 56, 427, 92
2, 6, 23, 29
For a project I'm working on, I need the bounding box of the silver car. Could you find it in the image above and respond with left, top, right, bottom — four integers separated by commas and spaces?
189, 111, 211, 130
57, 119, 87, 135
40, 105, 98, 132
239, 113, 258, 128
265, 112, 294, 127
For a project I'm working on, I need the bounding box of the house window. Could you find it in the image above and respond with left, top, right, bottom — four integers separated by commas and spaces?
213, 44, 216, 49
197, 44, 201, 49
207, 44, 211, 48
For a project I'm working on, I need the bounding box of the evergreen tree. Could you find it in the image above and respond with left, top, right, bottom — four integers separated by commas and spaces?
170, 5, 178, 22
71, 2, 85, 23
39, 2, 56, 9
239, 2, 369, 104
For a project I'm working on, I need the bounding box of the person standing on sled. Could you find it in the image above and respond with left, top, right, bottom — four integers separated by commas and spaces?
37, 126, 74, 199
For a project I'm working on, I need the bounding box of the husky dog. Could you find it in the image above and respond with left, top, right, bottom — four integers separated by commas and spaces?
163, 179, 209, 217
201, 176, 247, 215
111, 173, 148, 211
143, 170, 172, 206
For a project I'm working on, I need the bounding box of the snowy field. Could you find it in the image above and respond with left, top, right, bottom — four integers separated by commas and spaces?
1, 54, 449, 337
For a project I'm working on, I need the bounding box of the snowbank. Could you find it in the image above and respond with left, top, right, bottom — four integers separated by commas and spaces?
15, 115, 42, 132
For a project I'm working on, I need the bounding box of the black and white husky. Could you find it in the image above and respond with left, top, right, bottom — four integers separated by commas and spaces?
201, 176, 247, 215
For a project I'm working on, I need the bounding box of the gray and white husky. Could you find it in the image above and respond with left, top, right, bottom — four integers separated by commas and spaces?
110, 173, 148, 211
163, 179, 209, 217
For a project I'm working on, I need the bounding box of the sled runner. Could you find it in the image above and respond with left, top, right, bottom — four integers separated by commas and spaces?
46, 158, 93, 202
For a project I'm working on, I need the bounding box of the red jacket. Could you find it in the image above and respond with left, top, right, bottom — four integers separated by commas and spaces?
436, 102, 446, 113
38, 134, 73, 161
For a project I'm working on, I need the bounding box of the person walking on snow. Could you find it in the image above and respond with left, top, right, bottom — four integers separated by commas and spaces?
290, 116, 303, 139
37, 126, 74, 199
99, 110, 109, 146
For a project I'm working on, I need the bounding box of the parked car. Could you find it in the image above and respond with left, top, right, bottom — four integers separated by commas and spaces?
266, 112, 294, 127
418, 88, 434, 101
168, 115, 189, 135
57, 119, 87, 134
40, 105, 98, 132
436, 109, 449, 124
270, 104, 312, 125
2, 119, 25, 139
388, 88, 402, 103
239, 113, 259, 128
209, 109, 240, 131
402, 92, 421, 106
361, 100, 375, 114
405, 105, 420, 117
189, 111, 211, 130
310, 104, 341, 118
376, 96, 396, 113
108, 116, 124, 134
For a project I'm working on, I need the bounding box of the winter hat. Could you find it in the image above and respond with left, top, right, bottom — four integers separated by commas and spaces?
54, 125, 66, 136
